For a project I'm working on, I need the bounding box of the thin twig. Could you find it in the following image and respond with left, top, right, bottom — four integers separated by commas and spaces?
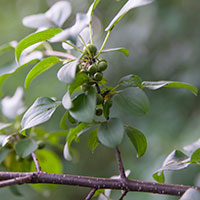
115, 148, 126, 179
32, 152, 41, 173
118, 190, 128, 200
0, 175, 32, 188
44, 50, 76, 60
85, 188, 97, 200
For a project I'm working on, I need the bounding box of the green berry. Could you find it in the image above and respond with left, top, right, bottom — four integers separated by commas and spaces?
88, 64, 97, 75
96, 94, 104, 105
84, 44, 97, 57
96, 108, 103, 116
98, 58, 107, 63
97, 61, 107, 72
81, 83, 90, 92
37, 140, 45, 149
94, 72, 103, 81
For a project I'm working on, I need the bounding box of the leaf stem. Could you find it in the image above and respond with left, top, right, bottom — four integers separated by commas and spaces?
32, 152, 42, 173
115, 147, 126, 179
96, 31, 111, 57
64, 41, 83, 53
85, 188, 96, 200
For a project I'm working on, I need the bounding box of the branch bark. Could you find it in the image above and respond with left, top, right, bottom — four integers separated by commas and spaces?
0, 171, 198, 196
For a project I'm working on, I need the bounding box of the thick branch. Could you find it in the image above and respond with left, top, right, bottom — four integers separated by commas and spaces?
115, 148, 126, 179
43, 50, 76, 60
0, 171, 198, 196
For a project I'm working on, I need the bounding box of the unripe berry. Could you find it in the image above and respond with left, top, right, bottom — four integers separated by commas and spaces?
97, 61, 107, 72
96, 108, 103, 116
84, 44, 97, 57
88, 64, 97, 75
96, 94, 104, 105
94, 72, 103, 81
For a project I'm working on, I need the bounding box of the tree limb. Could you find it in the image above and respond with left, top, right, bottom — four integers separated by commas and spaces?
0, 171, 198, 196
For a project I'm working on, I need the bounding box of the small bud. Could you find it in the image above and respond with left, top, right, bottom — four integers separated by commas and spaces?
84, 44, 97, 57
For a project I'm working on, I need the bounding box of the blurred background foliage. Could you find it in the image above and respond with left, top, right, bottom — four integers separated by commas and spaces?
0, 0, 200, 199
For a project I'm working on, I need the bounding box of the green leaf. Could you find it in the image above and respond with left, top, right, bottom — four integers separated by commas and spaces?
15, 138, 38, 158
88, 128, 99, 152
118, 74, 142, 89
103, 100, 112, 120
152, 171, 165, 183
105, 0, 153, 31
155, 150, 190, 173
57, 60, 78, 84
113, 87, 149, 116
60, 111, 69, 130
67, 72, 89, 95
101, 48, 129, 57
64, 123, 88, 160
9, 185, 22, 197
21, 97, 61, 131
190, 148, 200, 163
98, 118, 124, 148
25, 56, 60, 90
62, 91, 73, 109
69, 88, 96, 123
0, 148, 10, 164
180, 189, 200, 200
142, 81, 198, 96
15, 28, 62, 62
126, 126, 147, 157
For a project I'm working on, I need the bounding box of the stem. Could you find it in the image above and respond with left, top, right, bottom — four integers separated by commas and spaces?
115, 148, 126, 179
0, 171, 198, 196
96, 31, 111, 57
118, 191, 128, 200
85, 188, 97, 200
32, 152, 41, 173
64, 41, 83, 53
44, 50, 76, 60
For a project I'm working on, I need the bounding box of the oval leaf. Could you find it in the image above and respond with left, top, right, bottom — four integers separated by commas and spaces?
180, 189, 200, 200
25, 56, 60, 90
113, 87, 149, 116
126, 126, 147, 157
98, 118, 124, 148
15, 138, 38, 158
118, 74, 142, 89
142, 81, 198, 96
21, 97, 61, 131
105, 0, 153, 31
101, 48, 129, 57
69, 88, 96, 123
15, 28, 62, 62
57, 60, 78, 84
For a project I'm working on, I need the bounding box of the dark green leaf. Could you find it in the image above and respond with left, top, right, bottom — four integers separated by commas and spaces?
113, 87, 149, 116
180, 189, 200, 200
64, 123, 88, 160
69, 88, 96, 123
153, 171, 165, 183
88, 129, 99, 152
25, 56, 60, 90
101, 48, 129, 56
15, 28, 62, 62
57, 60, 78, 84
15, 138, 38, 158
21, 97, 61, 131
68, 72, 89, 95
190, 148, 200, 163
98, 118, 124, 148
118, 74, 142, 89
142, 81, 198, 96
105, 0, 153, 31
0, 148, 10, 164
126, 126, 147, 157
